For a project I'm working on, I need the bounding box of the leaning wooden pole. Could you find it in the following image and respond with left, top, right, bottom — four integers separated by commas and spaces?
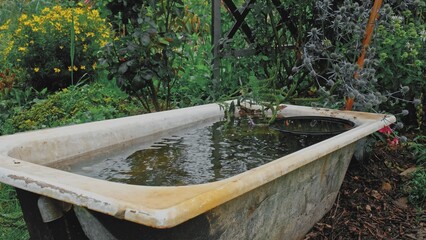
344, 0, 383, 110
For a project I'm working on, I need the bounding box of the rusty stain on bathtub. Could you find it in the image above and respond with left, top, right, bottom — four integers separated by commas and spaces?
8, 174, 76, 194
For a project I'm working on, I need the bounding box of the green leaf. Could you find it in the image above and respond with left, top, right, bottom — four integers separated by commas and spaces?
118, 63, 128, 74
141, 33, 151, 46
158, 38, 170, 46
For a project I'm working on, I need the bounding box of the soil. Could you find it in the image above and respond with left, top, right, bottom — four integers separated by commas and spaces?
305, 135, 426, 240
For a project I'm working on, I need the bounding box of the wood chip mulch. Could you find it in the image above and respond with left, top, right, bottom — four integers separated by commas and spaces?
305, 141, 426, 240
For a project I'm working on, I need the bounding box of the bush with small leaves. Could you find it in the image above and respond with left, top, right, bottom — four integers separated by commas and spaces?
2, 81, 141, 135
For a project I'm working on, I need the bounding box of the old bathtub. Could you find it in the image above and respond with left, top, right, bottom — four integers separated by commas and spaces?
0, 101, 395, 239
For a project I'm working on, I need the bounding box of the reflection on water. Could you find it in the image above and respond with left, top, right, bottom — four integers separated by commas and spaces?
66, 118, 333, 186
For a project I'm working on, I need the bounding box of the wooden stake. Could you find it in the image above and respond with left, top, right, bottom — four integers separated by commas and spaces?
345, 0, 383, 110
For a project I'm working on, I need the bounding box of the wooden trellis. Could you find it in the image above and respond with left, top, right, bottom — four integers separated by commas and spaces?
211, 0, 299, 84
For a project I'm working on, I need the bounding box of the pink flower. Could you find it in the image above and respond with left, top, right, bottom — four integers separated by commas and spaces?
378, 125, 392, 135
387, 137, 399, 147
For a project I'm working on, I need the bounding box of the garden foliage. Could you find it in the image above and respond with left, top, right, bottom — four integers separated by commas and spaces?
216, 0, 424, 128
0, 184, 28, 240
0, 3, 112, 90
375, 4, 426, 126
99, 0, 185, 112
1, 81, 141, 135
0, 0, 425, 238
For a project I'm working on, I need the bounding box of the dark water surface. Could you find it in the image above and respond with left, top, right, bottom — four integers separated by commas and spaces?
65, 118, 334, 186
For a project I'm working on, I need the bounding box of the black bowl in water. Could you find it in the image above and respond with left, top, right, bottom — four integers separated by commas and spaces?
270, 116, 355, 136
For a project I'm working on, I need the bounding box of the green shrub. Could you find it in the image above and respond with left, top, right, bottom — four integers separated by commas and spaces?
2, 81, 142, 134
0, 86, 47, 136
409, 136, 426, 165
2, 3, 112, 90
407, 135, 426, 209
375, 6, 426, 126
100, 0, 184, 112
408, 168, 426, 209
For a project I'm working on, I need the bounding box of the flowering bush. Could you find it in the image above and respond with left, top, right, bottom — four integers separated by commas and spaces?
2, 4, 112, 90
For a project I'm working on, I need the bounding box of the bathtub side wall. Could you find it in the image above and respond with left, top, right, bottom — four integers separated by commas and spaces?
204, 141, 356, 240
65, 141, 356, 240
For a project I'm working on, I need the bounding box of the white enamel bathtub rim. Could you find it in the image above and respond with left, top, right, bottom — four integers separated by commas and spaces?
0, 103, 225, 165
0, 102, 396, 228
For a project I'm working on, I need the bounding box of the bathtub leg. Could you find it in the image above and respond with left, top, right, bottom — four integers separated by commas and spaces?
73, 206, 118, 240
15, 189, 88, 240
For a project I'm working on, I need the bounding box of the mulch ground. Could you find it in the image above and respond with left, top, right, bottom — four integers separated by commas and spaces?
305, 139, 426, 240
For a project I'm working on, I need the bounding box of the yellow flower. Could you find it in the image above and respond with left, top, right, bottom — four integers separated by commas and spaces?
0, 20, 10, 31
18, 47, 26, 52
80, 65, 86, 70
75, 8, 84, 15
92, 62, 97, 70
101, 32, 110, 39
19, 14, 28, 22
33, 16, 42, 24
42, 7, 50, 14
86, 32, 95, 38
54, 22, 62, 31
34, 67, 40, 73
52, 6, 62, 12
73, 66, 78, 71
100, 40, 108, 47
54, 68, 61, 73
59, 46, 64, 49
